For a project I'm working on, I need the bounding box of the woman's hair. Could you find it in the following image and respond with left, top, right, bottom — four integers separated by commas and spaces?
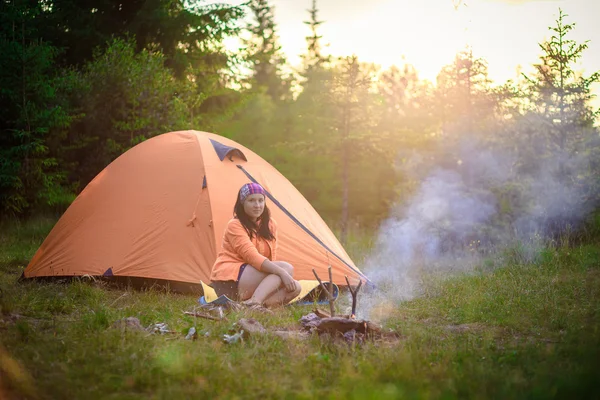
234, 191, 275, 241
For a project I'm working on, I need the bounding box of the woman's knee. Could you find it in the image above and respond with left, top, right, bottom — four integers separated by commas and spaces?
238, 265, 271, 299
274, 261, 294, 276
288, 280, 301, 298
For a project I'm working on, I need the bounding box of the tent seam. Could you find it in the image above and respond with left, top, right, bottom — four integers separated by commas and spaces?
236, 164, 370, 284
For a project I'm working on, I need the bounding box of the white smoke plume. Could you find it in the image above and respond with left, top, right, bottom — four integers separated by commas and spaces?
357, 137, 600, 321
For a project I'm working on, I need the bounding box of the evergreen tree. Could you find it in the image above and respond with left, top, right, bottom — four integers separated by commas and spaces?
378, 63, 434, 140
296, 0, 332, 111
243, 0, 290, 101
376, 64, 438, 202
0, 2, 74, 215
328, 57, 391, 240
435, 47, 497, 136
34, 0, 243, 76
515, 9, 600, 232
522, 9, 599, 152
65, 38, 196, 188
295, 0, 332, 115
301, 0, 329, 80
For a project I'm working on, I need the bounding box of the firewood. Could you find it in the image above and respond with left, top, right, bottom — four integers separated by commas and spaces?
344, 275, 363, 318
316, 317, 383, 335
183, 311, 222, 321
311, 309, 352, 320
313, 308, 331, 318
312, 267, 336, 317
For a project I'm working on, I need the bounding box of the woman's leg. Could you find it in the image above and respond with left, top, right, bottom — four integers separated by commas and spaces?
237, 265, 282, 304
261, 280, 301, 307
237, 261, 301, 306
260, 262, 301, 307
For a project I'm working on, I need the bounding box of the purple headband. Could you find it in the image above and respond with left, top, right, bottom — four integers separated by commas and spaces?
239, 183, 266, 203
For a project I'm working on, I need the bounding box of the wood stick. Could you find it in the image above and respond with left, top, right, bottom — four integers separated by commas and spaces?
312, 268, 335, 317
313, 308, 331, 318
183, 311, 221, 321
344, 275, 363, 318
328, 265, 334, 311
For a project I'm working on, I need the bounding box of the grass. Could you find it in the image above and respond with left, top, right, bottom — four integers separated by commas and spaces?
0, 217, 599, 399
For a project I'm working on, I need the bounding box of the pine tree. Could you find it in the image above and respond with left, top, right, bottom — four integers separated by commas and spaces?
243, 0, 290, 102
0, 2, 74, 215
294, 0, 331, 129
330, 56, 376, 242
33, 0, 243, 75
436, 47, 496, 136
523, 8, 599, 152
378, 63, 433, 136
301, 0, 329, 80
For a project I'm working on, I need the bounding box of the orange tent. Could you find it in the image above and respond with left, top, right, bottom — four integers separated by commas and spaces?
23, 131, 368, 293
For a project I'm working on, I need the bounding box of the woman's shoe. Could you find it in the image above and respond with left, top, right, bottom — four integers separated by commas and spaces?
241, 301, 273, 314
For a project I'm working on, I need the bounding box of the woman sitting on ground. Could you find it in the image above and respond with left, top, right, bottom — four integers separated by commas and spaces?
209, 183, 301, 308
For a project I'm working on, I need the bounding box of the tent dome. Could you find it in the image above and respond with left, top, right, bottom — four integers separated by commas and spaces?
24, 131, 367, 292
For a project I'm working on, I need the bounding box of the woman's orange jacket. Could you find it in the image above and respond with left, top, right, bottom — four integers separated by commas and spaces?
209, 218, 278, 282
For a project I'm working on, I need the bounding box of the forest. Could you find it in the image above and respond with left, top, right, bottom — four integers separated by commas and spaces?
2, 0, 598, 245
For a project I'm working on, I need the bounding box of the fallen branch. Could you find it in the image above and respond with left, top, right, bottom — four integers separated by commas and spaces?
183, 311, 222, 321
313, 308, 331, 319
344, 275, 363, 318
312, 266, 336, 317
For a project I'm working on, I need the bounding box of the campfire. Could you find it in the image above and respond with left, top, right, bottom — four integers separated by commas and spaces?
295, 267, 391, 343
183, 266, 398, 345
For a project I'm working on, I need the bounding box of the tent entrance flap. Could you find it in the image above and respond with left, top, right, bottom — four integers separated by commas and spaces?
235, 164, 371, 284
210, 139, 247, 162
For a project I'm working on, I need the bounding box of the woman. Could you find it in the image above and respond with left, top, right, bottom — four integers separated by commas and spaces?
210, 183, 301, 308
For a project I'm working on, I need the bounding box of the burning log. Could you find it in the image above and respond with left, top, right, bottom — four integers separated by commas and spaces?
300, 313, 382, 336
316, 317, 382, 336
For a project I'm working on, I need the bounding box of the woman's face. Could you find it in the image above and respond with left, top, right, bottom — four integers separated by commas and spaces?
243, 194, 265, 221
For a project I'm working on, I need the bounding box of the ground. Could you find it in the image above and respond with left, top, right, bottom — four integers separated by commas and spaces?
0, 217, 599, 399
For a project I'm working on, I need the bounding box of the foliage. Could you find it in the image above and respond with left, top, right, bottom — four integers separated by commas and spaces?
504, 9, 600, 236
300, 0, 330, 81
63, 38, 195, 186
242, 0, 291, 102
0, 1, 599, 236
0, 2, 75, 215
522, 9, 599, 152
33, 0, 244, 74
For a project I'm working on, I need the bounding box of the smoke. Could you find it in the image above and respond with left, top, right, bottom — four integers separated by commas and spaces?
357, 135, 600, 321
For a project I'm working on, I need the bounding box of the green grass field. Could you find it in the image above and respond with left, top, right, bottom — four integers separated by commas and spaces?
1, 217, 599, 399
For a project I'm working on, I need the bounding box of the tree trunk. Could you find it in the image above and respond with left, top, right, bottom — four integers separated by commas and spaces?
340, 107, 349, 245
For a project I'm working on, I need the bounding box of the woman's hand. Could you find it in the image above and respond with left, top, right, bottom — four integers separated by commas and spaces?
259, 259, 297, 293
278, 271, 296, 293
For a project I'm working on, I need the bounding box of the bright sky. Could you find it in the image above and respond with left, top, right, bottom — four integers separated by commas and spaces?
223, 0, 600, 105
